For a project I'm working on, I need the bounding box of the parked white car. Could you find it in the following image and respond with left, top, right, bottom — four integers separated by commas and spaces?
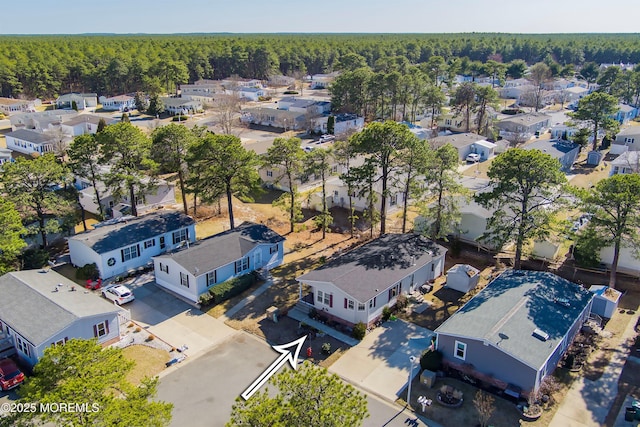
102, 285, 135, 305
466, 153, 481, 163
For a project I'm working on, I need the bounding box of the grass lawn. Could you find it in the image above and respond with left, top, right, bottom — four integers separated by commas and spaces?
122, 345, 171, 385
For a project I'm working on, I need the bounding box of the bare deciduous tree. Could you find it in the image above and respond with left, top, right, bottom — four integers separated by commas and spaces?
213, 92, 243, 135
473, 390, 495, 427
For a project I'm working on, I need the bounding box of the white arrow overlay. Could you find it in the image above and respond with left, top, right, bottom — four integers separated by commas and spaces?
241, 335, 307, 400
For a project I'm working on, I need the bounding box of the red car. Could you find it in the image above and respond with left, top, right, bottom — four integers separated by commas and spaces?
0, 358, 25, 391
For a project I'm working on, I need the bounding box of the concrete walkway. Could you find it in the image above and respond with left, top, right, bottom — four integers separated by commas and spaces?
288, 307, 359, 346
218, 276, 276, 322
549, 313, 639, 427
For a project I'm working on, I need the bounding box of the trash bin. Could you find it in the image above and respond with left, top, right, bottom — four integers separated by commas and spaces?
625, 407, 636, 422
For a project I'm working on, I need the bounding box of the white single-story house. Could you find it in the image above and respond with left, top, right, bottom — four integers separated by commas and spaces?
436, 270, 593, 396
180, 82, 224, 99
9, 110, 78, 132
161, 97, 203, 116
61, 114, 113, 136
0, 270, 122, 368
523, 139, 580, 171
268, 75, 296, 87
67, 211, 196, 279
277, 97, 331, 115
5, 128, 55, 156
562, 86, 590, 102
429, 133, 495, 161
445, 264, 480, 293
499, 79, 534, 99
220, 78, 263, 89
55, 93, 98, 110
153, 222, 285, 304
313, 113, 365, 135
76, 172, 176, 218
226, 86, 266, 101
613, 127, 640, 151
0, 97, 38, 115
497, 113, 551, 140
610, 150, 640, 176
309, 72, 339, 89
241, 107, 307, 130
99, 95, 136, 111
296, 234, 447, 328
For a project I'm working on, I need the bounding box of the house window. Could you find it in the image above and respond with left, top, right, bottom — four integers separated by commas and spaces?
454, 340, 467, 361
333, 190, 339, 198
144, 239, 155, 249
121, 244, 140, 262
235, 257, 249, 274
172, 229, 188, 244
159, 236, 166, 250
15, 335, 32, 358
331, 165, 338, 174
93, 321, 109, 339
266, 170, 273, 177
390, 194, 398, 206
369, 297, 377, 309
51, 338, 68, 346
345, 299, 354, 310
206, 271, 217, 287
357, 303, 366, 311
388, 283, 401, 301
270, 244, 279, 254
180, 272, 190, 288
317, 290, 332, 306
159, 263, 169, 274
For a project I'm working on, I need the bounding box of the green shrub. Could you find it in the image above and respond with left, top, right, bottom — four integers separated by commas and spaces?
76, 263, 99, 280
208, 273, 258, 304
352, 322, 366, 340
420, 349, 443, 372
382, 306, 392, 322
283, 90, 299, 95
258, 96, 272, 101
198, 292, 213, 306
20, 248, 50, 269
396, 294, 409, 310
172, 115, 189, 122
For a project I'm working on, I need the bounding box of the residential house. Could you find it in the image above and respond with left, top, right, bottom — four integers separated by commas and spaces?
499, 79, 534, 100
161, 97, 202, 116
542, 78, 574, 91
435, 270, 593, 396
0, 269, 122, 368
226, 86, 266, 102
61, 114, 114, 136
5, 129, 55, 156
98, 95, 136, 111
268, 75, 296, 87
296, 234, 447, 327
180, 81, 224, 103
563, 86, 589, 103
0, 98, 38, 115
497, 113, 552, 141
9, 110, 77, 132
55, 93, 98, 110
221, 78, 263, 89
429, 133, 496, 162
314, 113, 365, 136
67, 211, 196, 279
75, 171, 176, 218
613, 127, 640, 151
309, 72, 339, 89
613, 104, 639, 125
523, 139, 580, 171
241, 107, 307, 130
277, 97, 331, 115
610, 151, 640, 176
599, 246, 640, 277
435, 111, 478, 133
0, 148, 12, 166
153, 222, 285, 304
550, 123, 596, 142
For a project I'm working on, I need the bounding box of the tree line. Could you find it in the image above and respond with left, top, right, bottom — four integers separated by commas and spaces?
2, 33, 640, 99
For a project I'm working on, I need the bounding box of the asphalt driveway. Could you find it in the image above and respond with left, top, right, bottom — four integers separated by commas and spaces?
329, 319, 435, 402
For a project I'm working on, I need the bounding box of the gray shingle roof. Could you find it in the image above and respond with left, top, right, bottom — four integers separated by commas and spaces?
297, 234, 447, 302
435, 270, 593, 369
68, 211, 194, 254
430, 133, 486, 149
62, 114, 106, 126
0, 270, 120, 345
155, 222, 284, 275
524, 140, 579, 159
6, 129, 55, 144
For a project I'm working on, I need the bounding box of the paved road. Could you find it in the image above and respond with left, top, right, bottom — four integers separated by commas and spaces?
157, 331, 432, 427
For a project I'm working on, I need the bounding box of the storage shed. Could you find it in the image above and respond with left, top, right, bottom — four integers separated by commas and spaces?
589, 285, 622, 319
445, 264, 480, 293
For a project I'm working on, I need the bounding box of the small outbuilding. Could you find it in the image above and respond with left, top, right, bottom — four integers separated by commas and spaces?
589, 285, 622, 319
445, 264, 480, 293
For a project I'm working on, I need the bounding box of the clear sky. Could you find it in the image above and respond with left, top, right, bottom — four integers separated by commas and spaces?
3, 0, 640, 34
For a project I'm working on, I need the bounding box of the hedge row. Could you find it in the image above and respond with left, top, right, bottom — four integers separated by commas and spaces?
207, 272, 258, 304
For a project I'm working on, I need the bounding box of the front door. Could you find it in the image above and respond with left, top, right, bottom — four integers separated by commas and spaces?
255, 251, 262, 268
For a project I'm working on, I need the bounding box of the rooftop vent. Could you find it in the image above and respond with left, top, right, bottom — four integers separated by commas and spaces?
532, 328, 549, 341
554, 297, 571, 308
